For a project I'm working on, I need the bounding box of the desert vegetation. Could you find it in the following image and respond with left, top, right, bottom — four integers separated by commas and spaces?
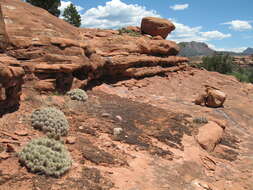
118, 27, 142, 37
31, 107, 69, 137
199, 54, 253, 83
19, 137, 72, 177
26, 0, 61, 17
66, 89, 88, 101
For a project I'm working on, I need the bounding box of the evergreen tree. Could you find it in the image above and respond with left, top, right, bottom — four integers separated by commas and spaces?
26, 0, 61, 17
63, 3, 81, 27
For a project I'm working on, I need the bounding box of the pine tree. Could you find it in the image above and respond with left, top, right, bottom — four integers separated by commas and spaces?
26, 0, 61, 17
63, 3, 81, 27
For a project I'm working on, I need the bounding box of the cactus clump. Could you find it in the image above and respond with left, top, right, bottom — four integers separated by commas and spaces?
66, 89, 88, 101
19, 137, 72, 177
193, 116, 208, 124
31, 107, 69, 136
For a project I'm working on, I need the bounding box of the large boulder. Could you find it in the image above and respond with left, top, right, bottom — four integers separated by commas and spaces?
196, 121, 224, 152
206, 88, 227, 108
194, 86, 227, 108
141, 17, 175, 39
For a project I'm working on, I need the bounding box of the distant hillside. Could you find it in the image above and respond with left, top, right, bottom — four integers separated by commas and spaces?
178, 41, 253, 57
243, 48, 253, 55
178, 41, 215, 57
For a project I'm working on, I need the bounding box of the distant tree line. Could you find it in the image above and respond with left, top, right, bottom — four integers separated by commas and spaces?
26, 0, 81, 27
199, 53, 253, 83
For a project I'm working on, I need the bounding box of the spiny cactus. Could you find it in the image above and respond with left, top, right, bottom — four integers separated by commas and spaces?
193, 116, 208, 124
19, 137, 72, 177
31, 107, 69, 136
66, 89, 88, 101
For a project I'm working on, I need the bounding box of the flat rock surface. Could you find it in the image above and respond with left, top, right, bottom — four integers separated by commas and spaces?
0, 68, 252, 190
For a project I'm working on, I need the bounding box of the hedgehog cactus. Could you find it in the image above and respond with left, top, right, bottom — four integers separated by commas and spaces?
31, 107, 69, 136
18, 137, 72, 177
66, 89, 88, 101
193, 116, 208, 124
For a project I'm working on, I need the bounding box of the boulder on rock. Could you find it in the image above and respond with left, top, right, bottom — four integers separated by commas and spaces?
194, 86, 227, 108
196, 121, 224, 152
141, 17, 175, 39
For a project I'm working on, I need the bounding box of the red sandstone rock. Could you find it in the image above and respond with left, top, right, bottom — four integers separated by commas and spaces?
194, 86, 227, 108
141, 17, 175, 39
0, 0, 189, 93
197, 121, 224, 152
125, 26, 141, 33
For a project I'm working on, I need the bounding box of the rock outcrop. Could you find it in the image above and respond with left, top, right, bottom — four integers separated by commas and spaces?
0, 4, 8, 51
0, 0, 188, 93
141, 17, 175, 39
0, 55, 24, 113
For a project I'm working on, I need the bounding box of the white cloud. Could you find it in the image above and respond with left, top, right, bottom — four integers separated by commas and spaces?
168, 20, 231, 42
59, 1, 84, 13
223, 20, 252, 31
170, 4, 189, 11
60, 0, 231, 44
80, 0, 160, 29
200, 31, 231, 40
207, 43, 247, 53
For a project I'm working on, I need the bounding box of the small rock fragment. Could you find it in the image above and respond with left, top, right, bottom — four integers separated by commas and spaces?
6, 144, 17, 153
14, 129, 28, 136
115, 115, 123, 122
113, 128, 123, 137
0, 152, 10, 159
66, 137, 76, 144
102, 113, 111, 118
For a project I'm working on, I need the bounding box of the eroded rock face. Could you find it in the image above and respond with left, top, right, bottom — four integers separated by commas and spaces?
0, 5, 8, 51
141, 17, 175, 39
0, 55, 24, 113
0, 0, 188, 93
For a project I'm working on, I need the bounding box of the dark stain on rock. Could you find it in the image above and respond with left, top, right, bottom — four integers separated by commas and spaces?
32, 175, 53, 190
82, 145, 116, 165
212, 147, 239, 162
83, 91, 195, 151
77, 137, 125, 166
220, 132, 240, 149
150, 146, 174, 159
61, 167, 114, 190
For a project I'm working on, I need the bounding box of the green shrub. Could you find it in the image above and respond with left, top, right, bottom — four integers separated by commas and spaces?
200, 54, 253, 83
63, 3, 81, 27
31, 107, 69, 137
26, 0, 61, 17
230, 68, 253, 83
118, 28, 141, 37
19, 137, 72, 177
200, 54, 234, 74
66, 89, 88, 101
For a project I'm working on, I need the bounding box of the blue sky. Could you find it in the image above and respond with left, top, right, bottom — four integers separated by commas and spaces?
59, 0, 253, 52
